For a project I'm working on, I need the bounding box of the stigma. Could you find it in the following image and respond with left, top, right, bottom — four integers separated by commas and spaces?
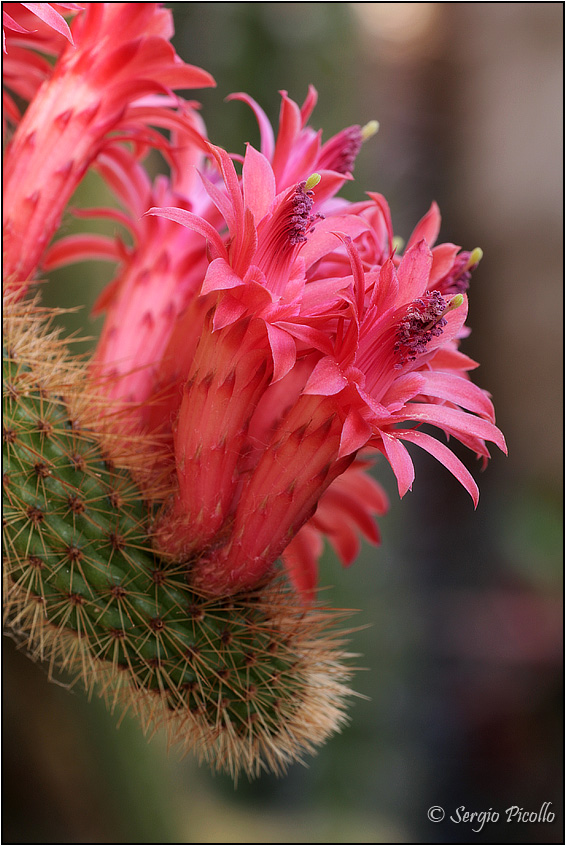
437, 247, 483, 296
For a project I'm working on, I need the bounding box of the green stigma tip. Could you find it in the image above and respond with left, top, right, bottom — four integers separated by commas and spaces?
448, 293, 465, 310
467, 247, 483, 269
392, 235, 405, 254
305, 173, 321, 191
361, 120, 379, 141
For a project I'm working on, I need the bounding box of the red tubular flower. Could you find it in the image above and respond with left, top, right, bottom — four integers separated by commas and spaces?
33, 69, 504, 602
147, 126, 505, 598
3, 2, 214, 291
3, 3, 81, 128
302, 236, 506, 503
43, 132, 215, 440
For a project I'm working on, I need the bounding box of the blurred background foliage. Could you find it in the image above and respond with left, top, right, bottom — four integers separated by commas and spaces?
4, 3, 563, 843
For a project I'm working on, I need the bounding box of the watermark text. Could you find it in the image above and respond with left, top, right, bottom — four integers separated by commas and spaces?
427, 802, 555, 833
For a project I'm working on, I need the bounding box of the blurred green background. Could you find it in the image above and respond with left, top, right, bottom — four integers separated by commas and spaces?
4, 3, 563, 843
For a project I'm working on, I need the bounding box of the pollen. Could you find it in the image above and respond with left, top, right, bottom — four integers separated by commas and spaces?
394, 291, 448, 367
287, 181, 320, 246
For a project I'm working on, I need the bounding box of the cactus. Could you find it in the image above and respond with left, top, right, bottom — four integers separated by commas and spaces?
3, 296, 355, 779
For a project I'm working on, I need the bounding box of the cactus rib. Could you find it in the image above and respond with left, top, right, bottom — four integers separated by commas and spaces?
3, 296, 356, 779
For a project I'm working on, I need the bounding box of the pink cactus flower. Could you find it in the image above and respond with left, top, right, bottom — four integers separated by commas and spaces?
28, 69, 505, 601
146, 138, 505, 597
3, 3, 81, 127
3, 2, 214, 291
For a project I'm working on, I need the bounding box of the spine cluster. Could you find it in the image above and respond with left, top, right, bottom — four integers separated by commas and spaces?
2, 298, 354, 779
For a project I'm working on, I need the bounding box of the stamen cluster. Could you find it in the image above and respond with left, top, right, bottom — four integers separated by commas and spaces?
287, 181, 322, 246
394, 291, 448, 367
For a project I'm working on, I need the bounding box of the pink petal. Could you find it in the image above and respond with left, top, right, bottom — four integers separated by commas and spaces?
201, 256, 243, 295
212, 294, 247, 331
298, 213, 369, 269
329, 523, 360, 567
397, 429, 479, 507
367, 192, 394, 252
198, 169, 236, 233
206, 143, 244, 232
300, 84, 318, 127
3, 12, 30, 35
397, 240, 433, 302
338, 410, 373, 458
275, 322, 335, 356
147, 206, 227, 261
371, 258, 399, 312
281, 525, 320, 604
43, 234, 120, 270
405, 201, 441, 251
304, 357, 347, 396
381, 372, 426, 410
21, 2, 74, 43
418, 371, 496, 421
265, 323, 296, 383
242, 144, 276, 223
309, 168, 349, 204
272, 90, 301, 182
396, 403, 507, 454
430, 242, 461, 286
321, 489, 381, 548
70, 205, 133, 230
431, 347, 479, 372
381, 432, 415, 497
226, 92, 275, 162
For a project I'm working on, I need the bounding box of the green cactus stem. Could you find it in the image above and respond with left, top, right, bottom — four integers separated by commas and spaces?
3, 296, 355, 779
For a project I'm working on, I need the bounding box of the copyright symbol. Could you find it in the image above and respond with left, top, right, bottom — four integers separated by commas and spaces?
428, 806, 445, 822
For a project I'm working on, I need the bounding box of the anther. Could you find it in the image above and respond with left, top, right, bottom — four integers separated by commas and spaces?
394, 291, 449, 367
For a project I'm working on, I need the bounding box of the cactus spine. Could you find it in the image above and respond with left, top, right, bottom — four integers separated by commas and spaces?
3, 296, 355, 779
